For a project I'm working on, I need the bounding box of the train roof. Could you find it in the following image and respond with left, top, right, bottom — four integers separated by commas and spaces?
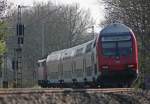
61, 48, 75, 59
38, 59, 46, 63
100, 23, 132, 35
47, 40, 94, 61
72, 40, 94, 55
47, 49, 66, 61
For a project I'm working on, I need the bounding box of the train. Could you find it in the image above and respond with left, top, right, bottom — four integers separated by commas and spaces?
37, 23, 139, 88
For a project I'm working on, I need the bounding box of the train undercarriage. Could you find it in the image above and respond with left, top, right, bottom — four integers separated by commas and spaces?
38, 69, 138, 88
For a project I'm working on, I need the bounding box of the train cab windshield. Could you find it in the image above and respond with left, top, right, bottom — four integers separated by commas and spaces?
101, 35, 132, 56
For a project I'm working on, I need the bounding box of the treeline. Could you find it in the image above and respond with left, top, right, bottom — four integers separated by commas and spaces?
6, 2, 94, 86
101, 0, 150, 86
0, 0, 8, 64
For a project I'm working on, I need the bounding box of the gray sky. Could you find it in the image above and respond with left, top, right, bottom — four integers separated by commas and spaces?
9, 0, 105, 25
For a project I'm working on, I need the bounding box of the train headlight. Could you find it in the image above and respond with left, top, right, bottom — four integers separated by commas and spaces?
102, 65, 109, 69
128, 64, 134, 68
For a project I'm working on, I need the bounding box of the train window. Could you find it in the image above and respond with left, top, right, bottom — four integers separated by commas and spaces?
50, 72, 58, 79
102, 42, 116, 48
64, 71, 72, 78
102, 41, 132, 56
49, 54, 59, 61
102, 42, 116, 56
118, 41, 132, 56
93, 39, 96, 47
118, 41, 132, 47
62, 51, 72, 60
103, 48, 116, 56
75, 48, 83, 56
101, 35, 131, 41
74, 69, 83, 77
63, 56, 71, 60
86, 43, 92, 53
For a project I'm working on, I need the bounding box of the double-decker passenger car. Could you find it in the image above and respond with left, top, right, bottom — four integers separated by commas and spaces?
37, 59, 47, 87
37, 23, 138, 88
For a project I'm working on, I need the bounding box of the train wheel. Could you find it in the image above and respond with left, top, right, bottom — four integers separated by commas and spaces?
72, 79, 78, 88
91, 77, 98, 88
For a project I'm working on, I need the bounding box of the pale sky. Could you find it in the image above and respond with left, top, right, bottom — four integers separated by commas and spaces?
9, 0, 105, 25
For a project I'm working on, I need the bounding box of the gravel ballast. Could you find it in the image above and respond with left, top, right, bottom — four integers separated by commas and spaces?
0, 90, 149, 104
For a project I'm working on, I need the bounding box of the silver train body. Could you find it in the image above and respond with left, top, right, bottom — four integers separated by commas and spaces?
37, 40, 99, 87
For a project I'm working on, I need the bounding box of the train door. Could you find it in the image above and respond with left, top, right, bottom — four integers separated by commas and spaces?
37, 59, 46, 84
84, 42, 94, 82
46, 54, 60, 84
73, 47, 84, 82
61, 49, 73, 83
58, 56, 63, 83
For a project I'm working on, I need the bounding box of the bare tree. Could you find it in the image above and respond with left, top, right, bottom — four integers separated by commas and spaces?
100, 0, 150, 87
6, 2, 93, 86
55, 4, 93, 47
0, 0, 7, 19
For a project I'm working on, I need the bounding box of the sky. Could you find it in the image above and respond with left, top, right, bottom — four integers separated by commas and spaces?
9, 0, 105, 31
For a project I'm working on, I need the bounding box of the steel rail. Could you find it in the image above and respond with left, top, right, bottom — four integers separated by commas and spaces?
0, 88, 134, 95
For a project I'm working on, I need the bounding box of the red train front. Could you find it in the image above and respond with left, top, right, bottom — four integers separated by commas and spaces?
96, 23, 138, 87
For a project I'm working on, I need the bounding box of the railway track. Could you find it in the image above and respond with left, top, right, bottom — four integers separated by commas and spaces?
0, 88, 134, 95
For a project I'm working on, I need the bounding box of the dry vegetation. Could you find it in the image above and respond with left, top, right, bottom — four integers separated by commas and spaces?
0, 89, 149, 104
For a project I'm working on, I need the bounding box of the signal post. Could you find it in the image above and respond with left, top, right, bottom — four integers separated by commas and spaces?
15, 5, 24, 88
